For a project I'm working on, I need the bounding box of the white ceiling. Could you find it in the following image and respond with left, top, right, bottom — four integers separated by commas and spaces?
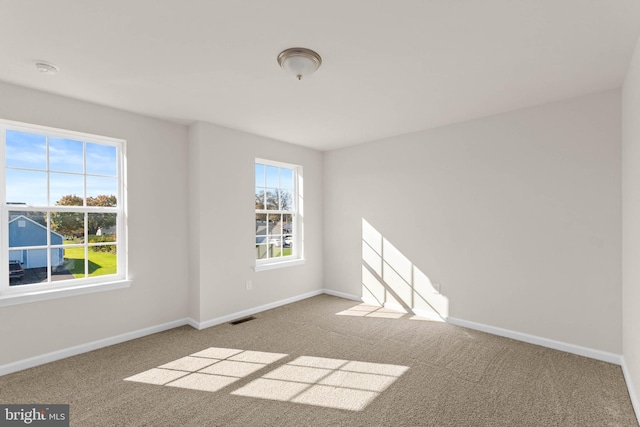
0, 1, 639, 151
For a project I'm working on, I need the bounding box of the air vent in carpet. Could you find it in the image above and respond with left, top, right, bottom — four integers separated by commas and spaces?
229, 316, 256, 325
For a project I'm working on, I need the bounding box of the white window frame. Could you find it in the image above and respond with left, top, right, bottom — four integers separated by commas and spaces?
254, 158, 304, 271
0, 119, 129, 306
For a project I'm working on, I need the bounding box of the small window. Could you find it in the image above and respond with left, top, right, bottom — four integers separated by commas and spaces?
1, 120, 127, 303
255, 159, 303, 269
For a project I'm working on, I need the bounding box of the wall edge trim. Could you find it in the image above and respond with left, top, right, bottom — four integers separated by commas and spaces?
621, 356, 640, 424
447, 316, 622, 365
0, 318, 192, 376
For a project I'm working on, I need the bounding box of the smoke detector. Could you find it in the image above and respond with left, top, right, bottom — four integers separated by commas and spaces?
35, 61, 59, 75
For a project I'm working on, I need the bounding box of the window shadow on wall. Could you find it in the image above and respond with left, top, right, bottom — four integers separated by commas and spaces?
361, 218, 449, 321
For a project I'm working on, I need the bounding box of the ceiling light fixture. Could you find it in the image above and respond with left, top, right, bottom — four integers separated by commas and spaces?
35, 61, 59, 75
277, 47, 322, 80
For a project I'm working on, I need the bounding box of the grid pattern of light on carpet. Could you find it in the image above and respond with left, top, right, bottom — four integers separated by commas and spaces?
124, 347, 408, 411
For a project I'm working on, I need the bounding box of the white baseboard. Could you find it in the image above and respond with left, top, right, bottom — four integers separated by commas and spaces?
621, 357, 640, 423
447, 316, 622, 365
322, 288, 363, 302
0, 287, 627, 394
0, 318, 190, 377
185, 317, 200, 329
193, 289, 325, 330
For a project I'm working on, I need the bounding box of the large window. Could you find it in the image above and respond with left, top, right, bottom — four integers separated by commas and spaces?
255, 159, 303, 269
0, 120, 127, 303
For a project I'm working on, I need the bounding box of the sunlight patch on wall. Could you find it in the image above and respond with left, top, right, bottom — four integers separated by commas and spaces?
361, 218, 449, 320
124, 347, 408, 412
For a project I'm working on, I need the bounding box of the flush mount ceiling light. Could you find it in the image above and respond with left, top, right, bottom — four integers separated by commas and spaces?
35, 61, 59, 75
277, 47, 322, 80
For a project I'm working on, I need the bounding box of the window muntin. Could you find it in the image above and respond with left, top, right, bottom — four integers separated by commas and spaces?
1, 121, 125, 293
255, 159, 300, 265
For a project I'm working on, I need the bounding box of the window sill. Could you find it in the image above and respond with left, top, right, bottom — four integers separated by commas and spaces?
254, 258, 305, 272
0, 279, 131, 307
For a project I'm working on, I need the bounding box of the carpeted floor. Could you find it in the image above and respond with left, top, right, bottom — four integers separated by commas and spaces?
0, 294, 636, 426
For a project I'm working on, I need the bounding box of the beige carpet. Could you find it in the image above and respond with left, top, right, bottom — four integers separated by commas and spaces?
0, 295, 636, 426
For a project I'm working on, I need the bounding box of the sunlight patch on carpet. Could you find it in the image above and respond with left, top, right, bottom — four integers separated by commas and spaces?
125, 348, 408, 412
124, 347, 286, 391
337, 303, 445, 322
232, 355, 408, 411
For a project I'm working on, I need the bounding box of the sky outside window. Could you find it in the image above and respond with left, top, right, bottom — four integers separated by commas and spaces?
86, 143, 117, 176
6, 130, 46, 170
49, 137, 83, 173
5, 130, 118, 206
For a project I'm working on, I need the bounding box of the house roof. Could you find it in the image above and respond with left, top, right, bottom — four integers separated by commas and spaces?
0, 1, 639, 150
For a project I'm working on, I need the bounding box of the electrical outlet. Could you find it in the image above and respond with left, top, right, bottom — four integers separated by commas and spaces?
246, 280, 252, 291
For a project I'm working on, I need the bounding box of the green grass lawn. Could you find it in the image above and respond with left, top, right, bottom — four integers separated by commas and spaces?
63, 246, 117, 278
255, 245, 293, 259
272, 247, 293, 257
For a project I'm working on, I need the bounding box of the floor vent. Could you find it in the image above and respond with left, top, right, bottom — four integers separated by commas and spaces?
229, 316, 256, 325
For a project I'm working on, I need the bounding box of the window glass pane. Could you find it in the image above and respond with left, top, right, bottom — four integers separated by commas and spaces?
9, 251, 28, 286
86, 143, 117, 176
86, 177, 118, 205
266, 166, 279, 188
6, 130, 46, 170
54, 194, 84, 207
88, 212, 117, 240
269, 236, 282, 248
9, 249, 48, 286
55, 248, 85, 280
271, 240, 284, 257
8, 211, 47, 226
268, 214, 282, 234
255, 188, 265, 210
49, 138, 83, 173
255, 164, 265, 187
283, 235, 293, 256
50, 247, 80, 282
280, 168, 293, 190
6, 169, 47, 205
280, 189, 292, 211
50, 173, 84, 206
8, 211, 49, 247
282, 214, 293, 235
88, 245, 117, 277
51, 212, 84, 241
266, 190, 278, 210
256, 244, 268, 260
9, 249, 47, 286
256, 214, 267, 235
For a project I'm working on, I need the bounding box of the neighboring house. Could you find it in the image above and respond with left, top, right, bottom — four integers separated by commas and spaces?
8, 215, 64, 269
96, 226, 116, 236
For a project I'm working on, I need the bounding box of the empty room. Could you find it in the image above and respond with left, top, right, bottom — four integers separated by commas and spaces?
1, 1, 640, 426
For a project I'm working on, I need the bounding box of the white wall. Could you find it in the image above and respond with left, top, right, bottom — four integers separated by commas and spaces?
324, 90, 622, 353
0, 76, 625, 372
623, 36, 640, 411
187, 122, 323, 323
0, 82, 190, 365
